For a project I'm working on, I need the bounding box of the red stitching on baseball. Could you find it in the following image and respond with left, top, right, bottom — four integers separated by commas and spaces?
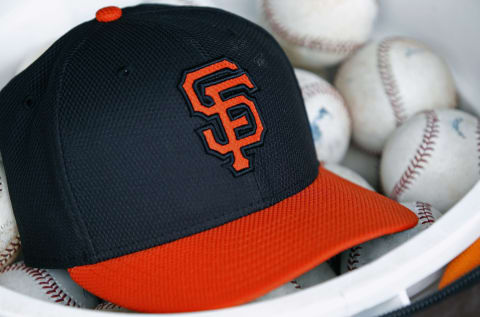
300, 81, 345, 103
0, 262, 81, 307
347, 246, 362, 271
290, 279, 302, 289
415, 201, 436, 225
262, 0, 363, 54
96, 301, 123, 310
0, 235, 21, 269
378, 37, 408, 125
391, 111, 439, 200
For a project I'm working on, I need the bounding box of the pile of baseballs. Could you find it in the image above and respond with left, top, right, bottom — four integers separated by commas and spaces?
0, 0, 478, 312
260, 0, 479, 299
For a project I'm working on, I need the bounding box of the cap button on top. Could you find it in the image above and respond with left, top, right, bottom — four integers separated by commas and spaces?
96, 6, 122, 23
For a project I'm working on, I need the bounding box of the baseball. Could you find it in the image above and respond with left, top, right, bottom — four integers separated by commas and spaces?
261, 0, 378, 69
0, 261, 99, 308
95, 301, 130, 312
254, 262, 336, 302
335, 37, 457, 154
340, 201, 442, 295
324, 163, 374, 191
0, 160, 21, 271
341, 144, 380, 190
295, 68, 351, 163
381, 109, 480, 213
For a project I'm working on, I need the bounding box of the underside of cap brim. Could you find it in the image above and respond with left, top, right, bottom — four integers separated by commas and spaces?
68, 167, 418, 313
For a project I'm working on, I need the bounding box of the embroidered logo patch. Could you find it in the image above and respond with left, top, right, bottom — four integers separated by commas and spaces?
180, 58, 265, 176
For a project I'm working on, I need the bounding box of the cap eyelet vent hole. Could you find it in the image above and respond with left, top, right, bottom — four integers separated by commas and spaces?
23, 96, 34, 110
118, 66, 132, 78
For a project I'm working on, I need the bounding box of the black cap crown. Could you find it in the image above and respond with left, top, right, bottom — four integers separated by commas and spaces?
0, 4, 317, 268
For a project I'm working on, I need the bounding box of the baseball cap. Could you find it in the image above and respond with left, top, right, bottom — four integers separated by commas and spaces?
0, 4, 417, 313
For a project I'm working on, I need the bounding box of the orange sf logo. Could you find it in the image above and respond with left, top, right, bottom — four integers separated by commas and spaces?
180, 59, 265, 176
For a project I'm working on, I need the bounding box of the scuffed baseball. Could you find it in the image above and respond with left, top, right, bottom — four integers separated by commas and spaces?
341, 144, 380, 190
324, 163, 374, 191
0, 160, 21, 271
340, 201, 442, 296
261, 0, 378, 69
335, 37, 457, 154
0, 261, 99, 308
254, 262, 336, 302
295, 68, 351, 163
381, 109, 480, 213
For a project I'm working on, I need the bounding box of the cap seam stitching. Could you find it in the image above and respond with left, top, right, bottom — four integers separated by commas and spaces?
53, 22, 103, 263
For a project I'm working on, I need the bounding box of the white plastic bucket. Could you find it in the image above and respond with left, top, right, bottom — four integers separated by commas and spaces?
0, 0, 479, 316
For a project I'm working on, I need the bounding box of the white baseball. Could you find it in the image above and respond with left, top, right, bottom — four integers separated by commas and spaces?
381, 109, 480, 213
95, 301, 130, 312
340, 201, 442, 295
254, 262, 336, 302
0, 261, 99, 308
341, 144, 380, 190
260, 0, 378, 69
324, 163, 374, 191
0, 160, 21, 271
295, 68, 351, 163
335, 37, 457, 154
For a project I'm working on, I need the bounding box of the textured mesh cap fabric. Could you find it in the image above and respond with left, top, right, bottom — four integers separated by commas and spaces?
69, 168, 417, 312
0, 4, 418, 313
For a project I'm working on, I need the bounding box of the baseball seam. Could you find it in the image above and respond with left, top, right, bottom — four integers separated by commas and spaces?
96, 301, 122, 310
262, 0, 363, 54
391, 111, 439, 200
415, 201, 436, 225
301, 81, 345, 103
0, 262, 81, 307
0, 235, 21, 269
290, 279, 302, 289
378, 37, 408, 125
347, 246, 362, 271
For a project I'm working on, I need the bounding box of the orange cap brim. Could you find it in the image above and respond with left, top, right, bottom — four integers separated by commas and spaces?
68, 167, 418, 313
